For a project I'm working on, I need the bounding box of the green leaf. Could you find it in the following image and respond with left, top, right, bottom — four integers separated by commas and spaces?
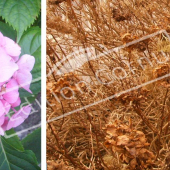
4, 129, 24, 152
32, 12, 41, 28
21, 128, 41, 164
0, 136, 40, 170
0, 0, 41, 41
18, 27, 41, 98
0, 21, 16, 40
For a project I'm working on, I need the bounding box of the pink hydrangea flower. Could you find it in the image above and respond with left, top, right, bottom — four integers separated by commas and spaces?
0, 105, 31, 136
14, 54, 35, 93
0, 32, 35, 136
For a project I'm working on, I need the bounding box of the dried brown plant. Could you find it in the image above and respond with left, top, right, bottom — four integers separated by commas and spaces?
47, 0, 170, 169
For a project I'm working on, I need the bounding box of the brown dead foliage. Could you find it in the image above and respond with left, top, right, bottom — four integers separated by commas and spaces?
104, 120, 155, 169
47, 0, 170, 169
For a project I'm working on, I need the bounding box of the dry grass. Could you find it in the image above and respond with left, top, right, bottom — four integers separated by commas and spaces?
47, 0, 170, 169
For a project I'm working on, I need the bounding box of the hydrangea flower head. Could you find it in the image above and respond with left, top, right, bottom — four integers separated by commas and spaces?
0, 32, 35, 135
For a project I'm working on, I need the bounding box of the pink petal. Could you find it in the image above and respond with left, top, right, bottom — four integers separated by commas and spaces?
11, 97, 21, 108
15, 70, 32, 93
3, 79, 19, 104
0, 100, 5, 117
1, 117, 9, 133
0, 127, 5, 136
7, 105, 31, 130
0, 114, 5, 126
3, 37, 21, 61
0, 47, 18, 83
17, 54, 35, 71
1, 100, 11, 115
0, 81, 7, 86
